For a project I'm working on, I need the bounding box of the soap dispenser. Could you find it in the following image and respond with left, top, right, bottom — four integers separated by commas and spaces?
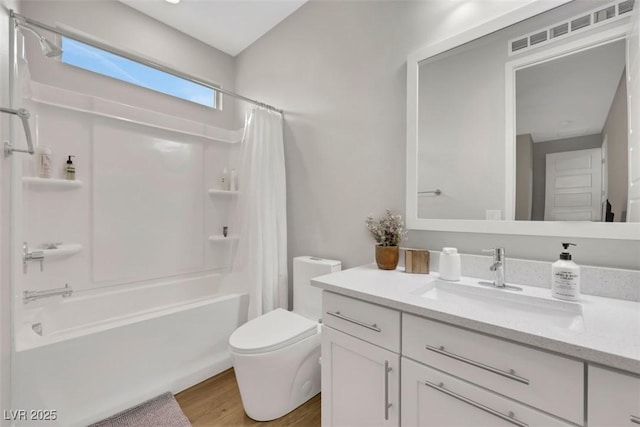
551, 243, 580, 301
65, 155, 76, 180
439, 247, 461, 281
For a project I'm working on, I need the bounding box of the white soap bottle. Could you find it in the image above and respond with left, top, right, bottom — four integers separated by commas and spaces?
439, 247, 461, 281
551, 243, 580, 301
36, 145, 52, 178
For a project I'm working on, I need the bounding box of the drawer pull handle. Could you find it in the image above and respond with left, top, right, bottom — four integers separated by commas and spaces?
426, 345, 530, 385
424, 380, 529, 427
384, 360, 392, 420
631, 415, 640, 425
326, 311, 382, 332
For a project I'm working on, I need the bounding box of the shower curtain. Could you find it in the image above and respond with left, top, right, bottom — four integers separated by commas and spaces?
232, 107, 287, 320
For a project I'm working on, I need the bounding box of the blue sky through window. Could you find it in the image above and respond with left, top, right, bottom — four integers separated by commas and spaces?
61, 37, 216, 108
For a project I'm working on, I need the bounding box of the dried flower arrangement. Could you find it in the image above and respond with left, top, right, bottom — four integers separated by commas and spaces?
365, 210, 407, 247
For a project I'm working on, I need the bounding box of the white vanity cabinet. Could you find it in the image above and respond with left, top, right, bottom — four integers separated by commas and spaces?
319, 287, 638, 427
321, 292, 401, 427
588, 365, 640, 427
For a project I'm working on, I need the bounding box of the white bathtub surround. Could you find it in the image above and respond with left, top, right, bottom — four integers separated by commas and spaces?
230, 107, 287, 320
426, 250, 640, 302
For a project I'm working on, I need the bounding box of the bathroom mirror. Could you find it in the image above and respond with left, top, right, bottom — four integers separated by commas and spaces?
406, 0, 640, 239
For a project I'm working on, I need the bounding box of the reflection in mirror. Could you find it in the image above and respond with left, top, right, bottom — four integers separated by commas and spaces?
418, 31, 508, 221
415, 0, 638, 228
515, 40, 627, 222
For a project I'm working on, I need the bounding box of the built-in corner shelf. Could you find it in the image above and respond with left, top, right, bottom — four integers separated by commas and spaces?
32, 243, 83, 259
207, 189, 239, 196
22, 177, 83, 189
208, 235, 239, 242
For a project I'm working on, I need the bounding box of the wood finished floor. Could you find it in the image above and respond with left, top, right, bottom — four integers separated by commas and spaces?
175, 368, 321, 427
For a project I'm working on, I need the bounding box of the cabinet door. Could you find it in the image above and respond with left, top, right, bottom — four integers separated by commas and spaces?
402, 358, 574, 427
588, 365, 640, 427
321, 326, 399, 427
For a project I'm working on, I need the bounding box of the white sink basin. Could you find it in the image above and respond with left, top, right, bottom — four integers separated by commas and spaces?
412, 278, 584, 331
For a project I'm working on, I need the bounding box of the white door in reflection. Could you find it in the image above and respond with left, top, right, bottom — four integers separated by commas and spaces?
544, 148, 602, 221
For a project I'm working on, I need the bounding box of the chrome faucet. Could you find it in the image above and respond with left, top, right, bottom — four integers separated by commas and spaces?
23, 241, 44, 273
482, 247, 506, 288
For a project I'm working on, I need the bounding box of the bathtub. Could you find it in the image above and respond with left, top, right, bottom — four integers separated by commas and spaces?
11, 274, 248, 426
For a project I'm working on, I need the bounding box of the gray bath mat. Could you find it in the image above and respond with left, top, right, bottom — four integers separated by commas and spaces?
89, 392, 191, 427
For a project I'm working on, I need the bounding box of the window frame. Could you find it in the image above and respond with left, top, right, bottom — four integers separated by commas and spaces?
58, 34, 222, 111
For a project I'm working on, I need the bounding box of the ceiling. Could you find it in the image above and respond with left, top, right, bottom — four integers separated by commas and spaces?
119, 0, 308, 57
516, 40, 626, 143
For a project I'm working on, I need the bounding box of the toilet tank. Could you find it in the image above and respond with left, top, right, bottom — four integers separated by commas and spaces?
293, 256, 341, 321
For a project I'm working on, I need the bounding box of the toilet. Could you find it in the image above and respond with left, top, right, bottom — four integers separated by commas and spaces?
229, 256, 341, 421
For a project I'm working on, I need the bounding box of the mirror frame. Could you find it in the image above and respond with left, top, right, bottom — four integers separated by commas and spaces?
406, 0, 640, 240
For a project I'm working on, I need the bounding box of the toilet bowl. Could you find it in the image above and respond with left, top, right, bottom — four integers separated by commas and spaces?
229, 256, 341, 421
230, 308, 322, 421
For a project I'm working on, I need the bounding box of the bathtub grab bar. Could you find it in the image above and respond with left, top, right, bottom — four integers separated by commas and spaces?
24, 284, 72, 304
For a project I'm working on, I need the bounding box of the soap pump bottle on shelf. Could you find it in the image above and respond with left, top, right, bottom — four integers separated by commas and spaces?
551, 243, 580, 301
36, 145, 52, 178
65, 155, 76, 180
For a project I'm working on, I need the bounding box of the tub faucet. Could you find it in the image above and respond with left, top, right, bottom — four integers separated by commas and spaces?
23, 241, 44, 273
483, 247, 506, 288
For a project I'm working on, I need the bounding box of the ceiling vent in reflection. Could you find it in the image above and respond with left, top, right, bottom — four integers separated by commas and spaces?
511, 37, 529, 52
508, 0, 635, 56
550, 23, 569, 39
619, 0, 635, 14
571, 15, 592, 31
529, 30, 548, 46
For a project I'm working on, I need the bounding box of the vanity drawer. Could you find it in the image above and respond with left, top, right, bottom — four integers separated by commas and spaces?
402, 313, 584, 424
323, 292, 400, 353
588, 365, 640, 427
402, 357, 575, 427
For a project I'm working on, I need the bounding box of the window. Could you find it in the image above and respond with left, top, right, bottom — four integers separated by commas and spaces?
61, 37, 217, 109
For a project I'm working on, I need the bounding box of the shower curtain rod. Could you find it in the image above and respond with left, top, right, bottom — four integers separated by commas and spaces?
10, 10, 284, 115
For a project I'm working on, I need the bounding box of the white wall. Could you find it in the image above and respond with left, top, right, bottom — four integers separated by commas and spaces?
235, 0, 640, 278
0, 0, 18, 421
418, 37, 506, 220
603, 72, 629, 221
516, 134, 533, 220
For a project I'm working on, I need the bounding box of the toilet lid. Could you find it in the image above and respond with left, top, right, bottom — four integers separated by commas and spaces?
229, 308, 318, 355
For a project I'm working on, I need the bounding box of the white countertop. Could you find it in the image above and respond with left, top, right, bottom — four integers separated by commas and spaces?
312, 263, 640, 375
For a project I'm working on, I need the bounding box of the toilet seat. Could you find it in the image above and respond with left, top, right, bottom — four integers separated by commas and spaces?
229, 308, 318, 355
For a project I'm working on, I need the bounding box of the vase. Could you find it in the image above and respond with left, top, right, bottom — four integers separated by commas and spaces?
375, 245, 399, 270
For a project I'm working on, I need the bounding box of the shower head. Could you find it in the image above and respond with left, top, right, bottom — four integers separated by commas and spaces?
38, 36, 63, 58
16, 20, 63, 58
